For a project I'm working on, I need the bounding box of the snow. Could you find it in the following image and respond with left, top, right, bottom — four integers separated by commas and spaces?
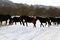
0, 21, 60, 40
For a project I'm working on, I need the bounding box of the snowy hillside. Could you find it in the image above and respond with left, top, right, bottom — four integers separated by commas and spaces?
0, 0, 16, 8
0, 21, 60, 40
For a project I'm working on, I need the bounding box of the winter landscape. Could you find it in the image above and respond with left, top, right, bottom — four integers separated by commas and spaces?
0, 0, 60, 40
0, 20, 60, 40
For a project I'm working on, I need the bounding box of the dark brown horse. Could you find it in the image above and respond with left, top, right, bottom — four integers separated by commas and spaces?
49, 17, 60, 25
36, 16, 51, 27
9, 17, 21, 25
20, 16, 36, 27
0, 15, 11, 25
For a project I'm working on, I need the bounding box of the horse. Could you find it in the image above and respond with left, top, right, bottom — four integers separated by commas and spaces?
55, 18, 60, 25
36, 16, 51, 27
9, 17, 22, 25
20, 16, 36, 27
49, 17, 58, 25
0, 15, 11, 25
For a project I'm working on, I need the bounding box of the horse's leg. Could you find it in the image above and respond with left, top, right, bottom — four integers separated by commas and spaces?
45, 22, 47, 26
20, 20, 22, 25
57, 22, 59, 26
34, 23, 36, 27
9, 21, 11, 25
1, 21, 2, 25
54, 22, 56, 25
33, 21, 36, 27
22, 21, 25, 26
6, 20, 7, 25
48, 22, 51, 27
26, 22, 28, 26
55, 22, 57, 25
15, 22, 16, 25
40, 22, 42, 27
20, 21, 21, 24
42, 24, 44, 27
41, 23, 44, 27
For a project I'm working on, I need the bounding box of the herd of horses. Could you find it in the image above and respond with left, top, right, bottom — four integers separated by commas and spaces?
0, 15, 60, 27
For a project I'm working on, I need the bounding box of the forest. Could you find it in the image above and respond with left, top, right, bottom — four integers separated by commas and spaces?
0, 3, 60, 17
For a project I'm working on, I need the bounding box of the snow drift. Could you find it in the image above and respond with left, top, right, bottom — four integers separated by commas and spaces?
0, 21, 60, 40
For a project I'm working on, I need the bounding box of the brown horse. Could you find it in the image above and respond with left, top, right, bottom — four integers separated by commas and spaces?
20, 16, 36, 27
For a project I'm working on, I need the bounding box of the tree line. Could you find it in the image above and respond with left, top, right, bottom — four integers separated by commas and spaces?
0, 3, 60, 17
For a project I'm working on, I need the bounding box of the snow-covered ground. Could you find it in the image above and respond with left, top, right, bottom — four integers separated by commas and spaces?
0, 20, 60, 40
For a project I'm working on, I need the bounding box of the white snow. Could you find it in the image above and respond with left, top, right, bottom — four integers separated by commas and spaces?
0, 21, 60, 40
